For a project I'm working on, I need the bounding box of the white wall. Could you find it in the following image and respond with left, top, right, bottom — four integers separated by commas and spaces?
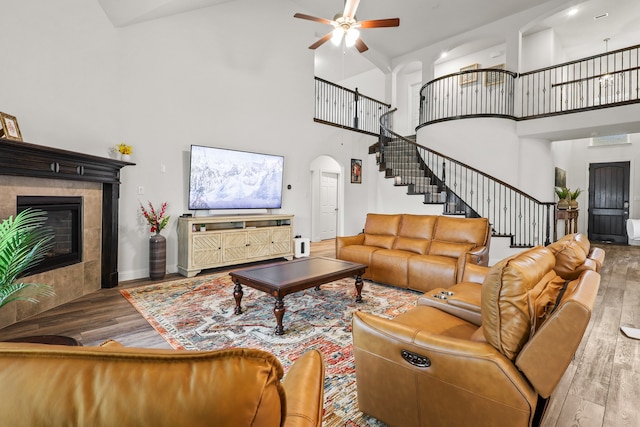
434, 44, 507, 78
0, 0, 376, 280
0, 1, 118, 153
339, 68, 387, 103
522, 29, 557, 72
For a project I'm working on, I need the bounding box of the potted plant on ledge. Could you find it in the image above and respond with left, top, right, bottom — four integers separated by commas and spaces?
0, 209, 54, 308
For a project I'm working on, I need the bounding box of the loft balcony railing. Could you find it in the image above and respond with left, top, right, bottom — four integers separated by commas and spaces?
419, 68, 518, 126
418, 44, 640, 126
379, 109, 554, 248
314, 77, 391, 136
520, 44, 640, 118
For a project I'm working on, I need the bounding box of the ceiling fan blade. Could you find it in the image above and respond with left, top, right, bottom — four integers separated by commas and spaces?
343, 0, 360, 20
358, 18, 400, 28
308, 32, 333, 50
293, 13, 333, 26
355, 38, 369, 53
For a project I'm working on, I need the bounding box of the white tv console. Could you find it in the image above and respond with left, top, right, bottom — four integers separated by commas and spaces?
177, 214, 294, 277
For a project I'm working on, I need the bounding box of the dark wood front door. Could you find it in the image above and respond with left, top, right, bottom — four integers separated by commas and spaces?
588, 161, 630, 243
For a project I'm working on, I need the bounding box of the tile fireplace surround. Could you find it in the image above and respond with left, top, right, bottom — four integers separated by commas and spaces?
0, 138, 133, 328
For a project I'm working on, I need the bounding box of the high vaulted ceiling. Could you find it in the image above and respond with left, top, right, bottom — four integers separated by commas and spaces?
98, 0, 640, 66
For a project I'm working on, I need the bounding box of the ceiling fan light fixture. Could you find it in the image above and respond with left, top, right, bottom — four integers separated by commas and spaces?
345, 28, 360, 47
331, 27, 344, 46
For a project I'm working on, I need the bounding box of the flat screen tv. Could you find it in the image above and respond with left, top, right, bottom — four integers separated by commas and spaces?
188, 145, 284, 210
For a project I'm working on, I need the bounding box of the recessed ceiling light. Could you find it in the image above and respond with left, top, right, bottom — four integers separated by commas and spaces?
440, 52, 448, 59
568, 8, 578, 16
594, 13, 609, 20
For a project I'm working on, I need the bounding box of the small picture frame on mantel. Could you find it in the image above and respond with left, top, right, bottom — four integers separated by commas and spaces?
0, 112, 23, 141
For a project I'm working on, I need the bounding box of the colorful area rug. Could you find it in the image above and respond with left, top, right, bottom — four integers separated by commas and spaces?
121, 272, 420, 426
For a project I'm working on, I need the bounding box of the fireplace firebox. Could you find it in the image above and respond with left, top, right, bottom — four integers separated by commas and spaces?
17, 195, 83, 275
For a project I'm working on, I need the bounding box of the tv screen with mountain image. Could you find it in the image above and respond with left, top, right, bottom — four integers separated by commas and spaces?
188, 145, 284, 210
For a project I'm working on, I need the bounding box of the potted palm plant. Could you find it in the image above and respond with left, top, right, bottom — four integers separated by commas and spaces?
569, 188, 582, 209
0, 209, 55, 308
555, 187, 570, 210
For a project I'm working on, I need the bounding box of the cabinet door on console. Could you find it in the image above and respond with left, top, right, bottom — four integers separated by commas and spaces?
271, 228, 292, 256
223, 231, 248, 262
192, 233, 221, 267
247, 229, 271, 259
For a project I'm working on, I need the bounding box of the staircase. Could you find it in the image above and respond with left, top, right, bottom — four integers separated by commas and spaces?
381, 138, 439, 196
375, 110, 555, 248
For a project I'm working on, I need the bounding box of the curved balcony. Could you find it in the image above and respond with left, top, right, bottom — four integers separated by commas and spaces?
418, 68, 518, 128
419, 44, 640, 128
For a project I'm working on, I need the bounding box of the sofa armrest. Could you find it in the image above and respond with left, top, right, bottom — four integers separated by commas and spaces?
466, 245, 490, 266
588, 247, 605, 272
335, 234, 365, 259
282, 349, 325, 427
459, 263, 490, 284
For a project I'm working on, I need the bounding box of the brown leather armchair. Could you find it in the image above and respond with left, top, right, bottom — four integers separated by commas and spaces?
352, 246, 600, 427
418, 235, 605, 326
0, 342, 325, 427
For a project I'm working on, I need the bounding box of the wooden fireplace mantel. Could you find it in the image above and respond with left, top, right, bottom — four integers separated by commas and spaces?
0, 138, 134, 288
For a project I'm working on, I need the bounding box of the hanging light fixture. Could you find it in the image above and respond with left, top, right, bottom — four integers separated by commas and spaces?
600, 38, 614, 87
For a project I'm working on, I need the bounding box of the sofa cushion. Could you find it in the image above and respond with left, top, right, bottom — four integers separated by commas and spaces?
408, 255, 458, 292
363, 234, 396, 249
551, 241, 587, 280
362, 214, 401, 249
371, 249, 412, 287
433, 216, 489, 245
481, 246, 556, 360
397, 214, 437, 240
428, 240, 476, 258
364, 213, 401, 235
572, 233, 591, 254
393, 237, 429, 254
338, 245, 378, 279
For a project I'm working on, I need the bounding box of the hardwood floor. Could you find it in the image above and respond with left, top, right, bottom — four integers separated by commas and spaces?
0, 239, 637, 426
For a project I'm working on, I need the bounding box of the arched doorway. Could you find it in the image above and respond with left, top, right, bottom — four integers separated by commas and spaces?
310, 155, 343, 242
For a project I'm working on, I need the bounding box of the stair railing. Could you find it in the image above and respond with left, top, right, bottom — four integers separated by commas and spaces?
379, 109, 555, 247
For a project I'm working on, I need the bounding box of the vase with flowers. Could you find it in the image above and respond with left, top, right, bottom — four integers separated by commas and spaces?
140, 201, 170, 280
117, 143, 133, 161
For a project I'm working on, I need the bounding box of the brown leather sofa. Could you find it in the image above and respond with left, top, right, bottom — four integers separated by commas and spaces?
352, 246, 600, 427
419, 233, 605, 325
336, 213, 491, 292
0, 341, 325, 427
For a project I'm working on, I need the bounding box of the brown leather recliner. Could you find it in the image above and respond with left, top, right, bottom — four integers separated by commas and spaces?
418, 234, 604, 326
352, 246, 600, 427
547, 232, 605, 279
0, 342, 325, 427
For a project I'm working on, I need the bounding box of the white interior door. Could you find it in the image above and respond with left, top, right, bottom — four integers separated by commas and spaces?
319, 171, 338, 240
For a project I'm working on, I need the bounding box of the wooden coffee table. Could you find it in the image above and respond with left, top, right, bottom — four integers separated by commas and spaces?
229, 257, 367, 335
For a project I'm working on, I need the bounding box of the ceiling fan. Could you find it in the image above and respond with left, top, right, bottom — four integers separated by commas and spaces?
294, 0, 399, 53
